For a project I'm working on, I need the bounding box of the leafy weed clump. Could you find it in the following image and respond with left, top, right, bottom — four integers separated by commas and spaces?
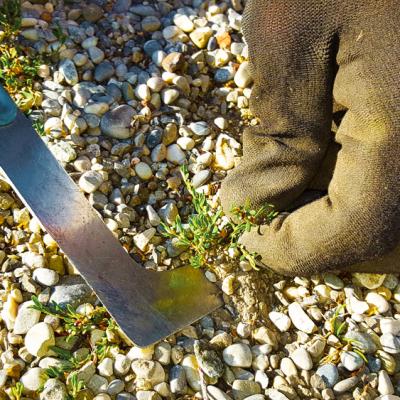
0, 0, 43, 112
161, 166, 277, 270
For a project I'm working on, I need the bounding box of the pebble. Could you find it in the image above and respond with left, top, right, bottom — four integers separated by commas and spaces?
192, 169, 211, 188
353, 273, 386, 289
40, 378, 68, 400
166, 144, 186, 164
232, 380, 261, 400
333, 376, 359, 394
131, 360, 166, 386
82, 3, 104, 22
59, 59, 78, 85
380, 333, 400, 354
280, 357, 297, 377
268, 311, 291, 332
101, 105, 136, 139
25, 322, 55, 357
98, 357, 114, 377
316, 364, 339, 388
366, 291, 390, 313
189, 121, 210, 136
134, 228, 156, 252
161, 88, 179, 105
190, 27, 213, 48
343, 330, 376, 353
33, 268, 59, 286
381, 318, 400, 335
135, 162, 153, 180
20, 367, 46, 392
234, 61, 252, 88
79, 171, 104, 194
378, 370, 394, 395
13, 301, 41, 335
50, 141, 77, 163
114, 354, 131, 376
169, 365, 187, 394
223, 343, 252, 368
174, 14, 194, 32
323, 273, 344, 290
290, 347, 313, 370
95, 61, 115, 83
288, 302, 316, 333
340, 351, 364, 371
181, 354, 201, 391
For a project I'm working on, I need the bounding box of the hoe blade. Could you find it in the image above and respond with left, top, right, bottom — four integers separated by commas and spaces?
0, 113, 222, 347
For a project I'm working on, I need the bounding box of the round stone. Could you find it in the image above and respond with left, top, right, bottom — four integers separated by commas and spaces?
131, 360, 165, 386
166, 144, 186, 165
222, 343, 252, 368
13, 301, 41, 335
33, 268, 60, 286
234, 61, 252, 88
94, 61, 115, 83
381, 318, 400, 335
365, 292, 389, 313
290, 347, 313, 370
353, 273, 386, 289
192, 170, 211, 189
100, 105, 136, 139
20, 368, 46, 392
25, 322, 55, 357
345, 331, 376, 354
82, 4, 104, 22
59, 59, 78, 85
323, 273, 344, 290
135, 162, 153, 180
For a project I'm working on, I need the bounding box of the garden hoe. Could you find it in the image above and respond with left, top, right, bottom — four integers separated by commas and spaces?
0, 85, 222, 347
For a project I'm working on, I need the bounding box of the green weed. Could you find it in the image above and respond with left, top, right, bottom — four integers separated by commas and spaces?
8, 382, 23, 400
0, 0, 21, 38
161, 166, 277, 270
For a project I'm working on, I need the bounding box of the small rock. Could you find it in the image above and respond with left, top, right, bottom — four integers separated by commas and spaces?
189, 121, 210, 136
101, 105, 135, 139
20, 367, 46, 392
378, 370, 394, 395
340, 351, 364, 371
169, 365, 187, 394
25, 322, 55, 357
98, 357, 114, 377
181, 354, 201, 391
95, 61, 115, 82
166, 144, 186, 164
33, 268, 59, 286
380, 333, 400, 354
333, 376, 359, 394
50, 276, 96, 308
135, 162, 153, 180
82, 3, 104, 22
79, 171, 104, 194
59, 59, 78, 86
174, 14, 194, 33
290, 347, 313, 370
316, 364, 339, 388
345, 331, 376, 354
161, 52, 184, 73
288, 302, 316, 333
232, 380, 261, 400
353, 273, 386, 289
40, 378, 68, 400
223, 343, 252, 368
366, 291, 389, 313
134, 228, 156, 252
323, 273, 344, 290
13, 301, 41, 335
268, 311, 291, 332
192, 169, 211, 188
381, 318, 400, 335
234, 61, 252, 88
190, 27, 213, 48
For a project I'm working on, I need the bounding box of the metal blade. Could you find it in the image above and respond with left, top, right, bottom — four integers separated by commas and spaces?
0, 113, 222, 347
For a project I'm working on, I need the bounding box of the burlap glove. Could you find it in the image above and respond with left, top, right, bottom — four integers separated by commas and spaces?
220, 0, 400, 276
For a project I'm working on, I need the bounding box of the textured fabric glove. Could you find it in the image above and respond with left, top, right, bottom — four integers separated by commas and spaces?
220, 0, 400, 276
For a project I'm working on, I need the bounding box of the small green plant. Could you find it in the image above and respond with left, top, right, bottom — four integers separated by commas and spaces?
321, 304, 367, 365
67, 372, 85, 400
31, 296, 111, 340
52, 22, 68, 45
44, 347, 87, 379
8, 382, 24, 400
161, 166, 277, 270
0, 0, 21, 38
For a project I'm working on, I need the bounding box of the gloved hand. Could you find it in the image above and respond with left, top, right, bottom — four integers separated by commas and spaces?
220, 0, 400, 276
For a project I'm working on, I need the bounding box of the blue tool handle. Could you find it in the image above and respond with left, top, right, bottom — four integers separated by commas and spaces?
0, 85, 18, 126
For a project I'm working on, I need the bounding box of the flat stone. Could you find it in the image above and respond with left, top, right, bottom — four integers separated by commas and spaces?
192, 169, 211, 188
181, 354, 201, 391
50, 276, 96, 308
95, 61, 115, 83
316, 364, 339, 388
333, 376, 359, 394
352, 273, 386, 289
269, 311, 291, 332
323, 273, 344, 290
378, 370, 394, 395
232, 380, 261, 400
288, 302, 316, 333
380, 333, 400, 354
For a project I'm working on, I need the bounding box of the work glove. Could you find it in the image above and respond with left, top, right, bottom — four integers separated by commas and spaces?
220, 0, 400, 276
